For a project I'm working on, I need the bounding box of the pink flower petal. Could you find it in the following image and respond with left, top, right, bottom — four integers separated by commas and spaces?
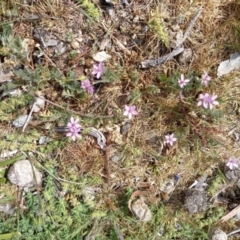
203, 101, 208, 109
66, 132, 72, 137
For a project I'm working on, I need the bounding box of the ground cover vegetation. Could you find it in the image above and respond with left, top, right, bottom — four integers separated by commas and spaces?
0, 0, 240, 239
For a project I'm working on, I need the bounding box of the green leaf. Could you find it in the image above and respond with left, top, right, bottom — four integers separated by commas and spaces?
0, 154, 25, 168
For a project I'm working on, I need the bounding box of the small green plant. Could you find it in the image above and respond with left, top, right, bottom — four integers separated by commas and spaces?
208, 171, 226, 197
77, 0, 100, 21
148, 11, 169, 48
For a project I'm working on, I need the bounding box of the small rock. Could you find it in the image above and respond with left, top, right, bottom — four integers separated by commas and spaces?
184, 189, 208, 214
178, 48, 193, 64
71, 40, 80, 49
8, 160, 42, 190
0, 69, 14, 83
38, 136, 49, 145
106, 7, 115, 19
110, 155, 119, 162
224, 166, 240, 188
45, 39, 58, 47
131, 198, 152, 222
104, 125, 123, 145
0, 203, 14, 215
210, 228, 228, 240
9, 89, 22, 96
217, 52, 240, 77
157, 227, 165, 237
12, 115, 31, 128
0, 149, 18, 159
169, 29, 183, 48
32, 97, 45, 112
121, 122, 131, 135
160, 179, 175, 194
92, 51, 111, 62
141, 25, 149, 34
82, 187, 96, 202
55, 42, 67, 55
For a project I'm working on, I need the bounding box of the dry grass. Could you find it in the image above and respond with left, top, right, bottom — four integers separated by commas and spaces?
1, 0, 240, 239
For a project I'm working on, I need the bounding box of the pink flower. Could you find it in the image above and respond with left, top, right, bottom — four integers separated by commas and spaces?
123, 105, 138, 119
201, 71, 211, 86
66, 117, 82, 141
197, 93, 219, 109
164, 133, 177, 146
226, 157, 239, 170
178, 74, 190, 88
67, 117, 81, 130
81, 79, 94, 94
92, 62, 105, 79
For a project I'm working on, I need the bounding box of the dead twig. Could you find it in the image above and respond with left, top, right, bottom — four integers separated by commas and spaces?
32, 95, 113, 118
141, 9, 203, 68
175, 8, 203, 49
221, 204, 240, 222
140, 47, 184, 68
22, 102, 36, 132
228, 228, 240, 236
104, 132, 111, 184
69, 48, 91, 65
114, 222, 125, 240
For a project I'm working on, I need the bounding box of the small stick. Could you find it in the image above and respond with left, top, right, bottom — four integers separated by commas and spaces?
175, 8, 203, 48
36, 159, 84, 185
69, 48, 91, 65
22, 102, 36, 132
221, 204, 240, 222
141, 47, 184, 68
104, 132, 111, 184
228, 228, 240, 236
114, 222, 125, 240
33, 95, 113, 118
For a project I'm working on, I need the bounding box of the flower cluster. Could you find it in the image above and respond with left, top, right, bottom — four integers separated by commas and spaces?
178, 72, 219, 110
66, 117, 82, 141
81, 62, 105, 94
226, 157, 239, 170
178, 71, 211, 89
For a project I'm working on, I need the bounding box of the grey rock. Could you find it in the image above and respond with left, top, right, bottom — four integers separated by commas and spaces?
179, 48, 193, 64
12, 115, 31, 128
110, 155, 119, 162
121, 122, 131, 135
55, 42, 67, 55
0, 203, 14, 215
211, 228, 228, 240
184, 189, 208, 214
218, 52, 240, 77
38, 136, 49, 145
131, 198, 152, 222
8, 160, 42, 190
224, 166, 240, 188
45, 39, 58, 47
